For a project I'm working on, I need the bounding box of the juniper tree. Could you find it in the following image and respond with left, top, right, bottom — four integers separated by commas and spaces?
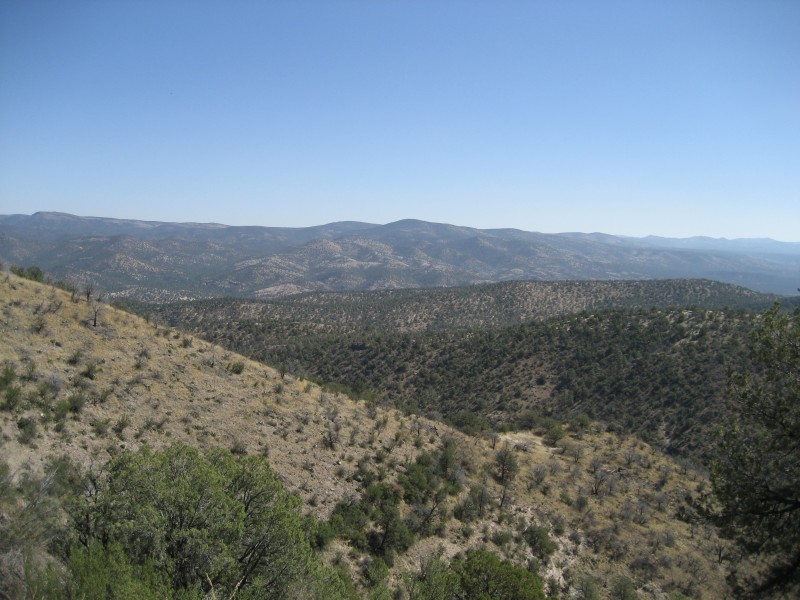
711, 304, 800, 596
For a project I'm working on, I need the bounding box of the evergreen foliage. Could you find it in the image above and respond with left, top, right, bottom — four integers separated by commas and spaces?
61, 443, 356, 599
328, 482, 415, 564
711, 304, 800, 596
402, 551, 546, 600
452, 549, 546, 599
254, 308, 754, 458
138, 281, 776, 458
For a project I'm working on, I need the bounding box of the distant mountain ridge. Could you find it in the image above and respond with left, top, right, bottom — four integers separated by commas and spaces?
1, 212, 798, 299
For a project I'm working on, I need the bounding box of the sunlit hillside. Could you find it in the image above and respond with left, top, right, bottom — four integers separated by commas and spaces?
1, 272, 736, 598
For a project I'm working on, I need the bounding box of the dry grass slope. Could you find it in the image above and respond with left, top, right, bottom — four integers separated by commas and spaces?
1, 273, 735, 598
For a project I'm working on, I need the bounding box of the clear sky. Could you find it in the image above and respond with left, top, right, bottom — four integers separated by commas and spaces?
1, 1, 798, 240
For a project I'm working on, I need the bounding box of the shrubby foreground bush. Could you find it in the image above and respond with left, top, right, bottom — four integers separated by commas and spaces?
12, 443, 356, 599
3, 443, 547, 599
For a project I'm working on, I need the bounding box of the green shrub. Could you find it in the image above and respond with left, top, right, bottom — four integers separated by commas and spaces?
67, 443, 323, 598
0, 364, 16, 389
96, 388, 113, 404
11, 265, 44, 282
571, 575, 600, 600
113, 415, 131, 437
610, 576, 639, 599
17, 417, 37, 444
68, 393, 86, 415
312, 520, 337, 550
523, 526, 557, 560
66, 541, 172, 600
453, 550, 546, 599
544, 424, 565, 446
81, 362, 97, 380
92, 419, 111, 436
552, 515, 566, 536
54, 400, 71, 422
491, 529, 513, 547
401, 554, 461, 599
328, 501, 370, 550
227, 361, 245, 374
2, 385, 22, 411
37, 380, 58, 405
454, 484, 493, 522
363, 556, 389, 588
22, 361, 37, 381
67, 350, 83, 365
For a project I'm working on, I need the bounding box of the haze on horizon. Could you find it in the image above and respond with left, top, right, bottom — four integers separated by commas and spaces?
1, 1, 798, 241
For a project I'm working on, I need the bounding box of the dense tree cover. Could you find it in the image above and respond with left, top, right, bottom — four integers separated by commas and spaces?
2, 444, 358, 599
541, 308, 755, 456
712, 304, 800, 596
243, 307, 754, 458
403, 551, 546, 600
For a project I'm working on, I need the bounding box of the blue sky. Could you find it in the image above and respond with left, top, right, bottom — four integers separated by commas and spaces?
1, 1, 798, 240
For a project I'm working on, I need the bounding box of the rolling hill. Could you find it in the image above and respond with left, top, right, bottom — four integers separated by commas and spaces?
140, 279, 775, 459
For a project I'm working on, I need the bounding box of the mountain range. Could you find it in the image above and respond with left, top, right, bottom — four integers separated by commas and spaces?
1, 211, 798, 299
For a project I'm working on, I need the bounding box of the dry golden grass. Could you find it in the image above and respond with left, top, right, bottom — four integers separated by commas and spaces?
0, 273, 734, 598
0, 274, 445, 517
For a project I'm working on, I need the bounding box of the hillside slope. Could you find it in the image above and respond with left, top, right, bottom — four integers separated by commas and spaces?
0, 273, 734, 598
144, 280, 764, 459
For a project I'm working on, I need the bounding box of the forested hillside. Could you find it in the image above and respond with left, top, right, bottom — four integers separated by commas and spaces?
264, 308, 755, 457
143, 280, 768, 459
